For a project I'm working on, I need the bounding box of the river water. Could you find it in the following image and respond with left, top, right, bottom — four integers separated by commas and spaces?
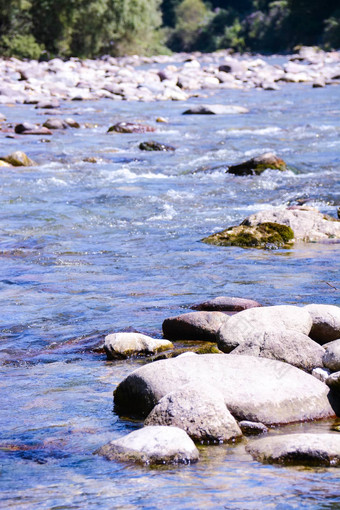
0, 66, 340, 509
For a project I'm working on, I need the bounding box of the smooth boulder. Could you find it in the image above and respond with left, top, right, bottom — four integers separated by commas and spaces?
323, 340, 340, 372
104, 332, 173, 360
96, 426, 199, 465
239, 421, 268, 436
145, 384, 242, 443
246, 433, 340, 466
305, 304, 340, 344
1, 151, 35, 167
227, 152, 287, 176
326, 372, 340, 392
114, 354, 335, 424
162, 311, 230, 341
183, 104, 248, 115
217, 305, 313, 353
108, 122, 155, 134
191, 296, 261, 312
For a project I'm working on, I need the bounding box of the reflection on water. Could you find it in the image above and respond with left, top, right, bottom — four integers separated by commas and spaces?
0, 76, 339, 508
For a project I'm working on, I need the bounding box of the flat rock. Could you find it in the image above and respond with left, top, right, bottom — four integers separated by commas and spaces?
191, 296, 261, 312
104, 332, 173, 360
114, 354, 335, 424
239, 421, 268, 436
107, 122, 155, 134
218, 305, 313, 353
145, 384, 242, 443
227, 152, 287, 175
244, 206, 340, 243
323, 340, 340, 372
96, 425, 199, 465
232, 329, 324, 372
2, 151, 36, 167
183, 104, 248, 115
162, 311, 230, 341
305, 304, 340, 344
246, 433, 340, 466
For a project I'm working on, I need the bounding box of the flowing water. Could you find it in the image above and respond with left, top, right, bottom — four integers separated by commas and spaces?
0, 70, 340, 509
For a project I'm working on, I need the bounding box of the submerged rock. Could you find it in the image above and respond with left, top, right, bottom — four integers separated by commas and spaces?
145, 384, 242, 443
227, 152, 287, 175
246, 433, 340, 466
104, 332, 173, 360
107, 122, 155, 134
114, 354, 335, 424
96, 426, 199, 465
162, 311, 230, 341
1, 151, 36, 167
191, 296, 261, 312
183, 104, 248, 115
202, 222, 294, 249
139, 141, 175, 151
305, 304, 340, 344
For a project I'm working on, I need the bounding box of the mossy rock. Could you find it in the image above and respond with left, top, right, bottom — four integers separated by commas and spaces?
202, 222, 294, 249
150, 341, 222, 362
227, 152, 287, 176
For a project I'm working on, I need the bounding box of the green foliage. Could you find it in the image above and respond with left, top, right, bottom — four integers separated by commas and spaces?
0, 33, 43, 59
323, 11, 340, 49
167, 0, 212, 51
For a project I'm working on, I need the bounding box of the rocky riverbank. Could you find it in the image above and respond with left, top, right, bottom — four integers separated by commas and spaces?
0, 46, 339, 105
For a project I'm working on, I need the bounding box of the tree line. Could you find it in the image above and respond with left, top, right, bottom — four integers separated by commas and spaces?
0, 0, 339, 59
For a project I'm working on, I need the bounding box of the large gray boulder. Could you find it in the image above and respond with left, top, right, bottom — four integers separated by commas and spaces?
191, 296, 261, 312
217, 305, 313, 353
114, 354, 335, 424
104, 332, 173, 360
232, 329, 324, 372
323, 340, 340, 372
246, 433, 340, 466
304, 304, 340, 344
144, 384, 242, 443
244, 206, 340, 243
162, 311, 230, 341
96, 426, 199, 465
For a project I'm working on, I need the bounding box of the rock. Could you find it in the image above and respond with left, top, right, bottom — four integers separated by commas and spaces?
239, 421, 268, 436
35, 99, 60, 109
139, 141, 175, 152
162, 311, 230, 341
2, 151, 36, 167
0, 160, 12, 168
104, 332, 173, 360
0, 113, 6, 122
145, 384, 242, 443
96, 426, 199, 465
64, 118, 80, 128
313, 78, 326, 88
304, 304, 340, 344
107, 122, 155, 134
312, 367, 331, 382
232, 329, 324, 372
326, 372, 340, 392
183, 104, 248, 115
202, 222, 294, 249
323, 340, 340, 372
243, 206, 340, 243
113, 353, 335, 424
191, 296, 261, 312
246, 433, 340, 466
227, 152, 287, 176
217, 305, 313, 353
14, 123, 52, 136
43, 118, 68, 130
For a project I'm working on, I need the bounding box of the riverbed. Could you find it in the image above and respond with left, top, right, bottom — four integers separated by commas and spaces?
0, 57, 340, 509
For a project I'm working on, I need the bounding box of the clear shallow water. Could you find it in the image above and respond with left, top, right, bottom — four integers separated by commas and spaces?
0, 78, 340, 509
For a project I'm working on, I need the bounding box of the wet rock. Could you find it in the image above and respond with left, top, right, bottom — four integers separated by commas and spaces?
326, 372, 340, 392
243, 206, 340, 243
145, 384, 242, 443
14, 123, 52, 136
246, 434, 340, 466
305, 304, 340, 344
183, 104, 248, 115
35, 99, 60, 109
139, 141, 175, 152
162, 311, 230, 341
191, 296, 261, 312
104, 332, 173, 360
2, 151, 36, 167
114, 354, 335, 424
96, 426, 199, 465
202, 222, 294, 249
43, 118, 68, 130
323, 340, 340, 372
64, 118, 80, 128
227, 152, 287, 176
231, 329, 325, 372
107, 122, 156, 134
239, 421, 268, 436
217, 305, 313, 353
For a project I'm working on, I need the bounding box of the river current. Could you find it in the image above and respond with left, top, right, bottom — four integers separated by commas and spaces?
0, 62, 340, 509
